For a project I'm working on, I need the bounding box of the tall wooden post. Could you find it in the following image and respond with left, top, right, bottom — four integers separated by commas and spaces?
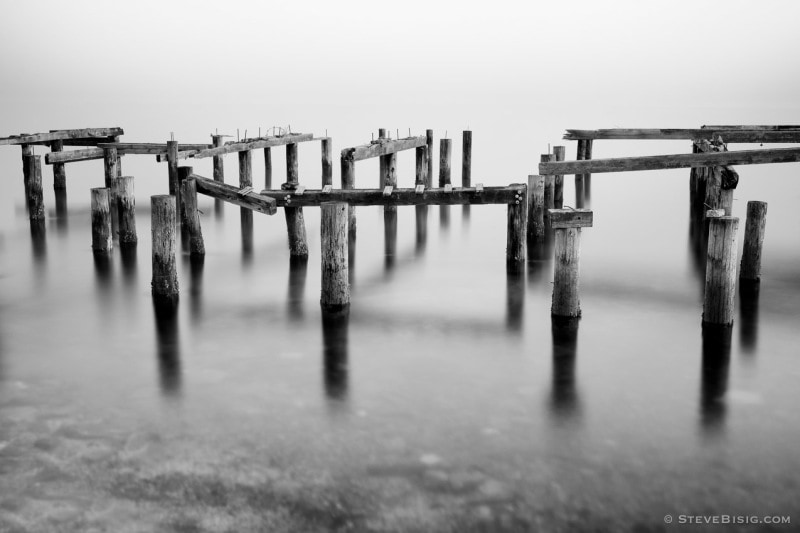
167, 140, 179, 194
321, 138, 333, 187
181, 177, 205, 257
575, 140, 586, 208
90, 187, 113, 252
541, 154, 555, 216
550, 209, 593, 318
584, 139, 593, 201
212, 135, 225, 183
178, 167, 194, 227
341, 156, 356, 235
462, 130, 472, 187
151, 195, 178, 299
321, 201, 349, 310
51, 140, 67, 189
553, 146, 565, 209
103, 147, 118, 189
284, 143, 308, 257
425, 129, 434, 188
21, 144, 32, 191
703, 215, 739, 326
740, 201, 767, 282
439, 139, 452, 187
527, 175, 545, 242
238, 150, 252, 189
24, 155, 45, 221
415, 146, 427, 186
378, 128, 387, 189
264, 147, 273, 189
506, 185, 527, 273
114, 176, 137, 246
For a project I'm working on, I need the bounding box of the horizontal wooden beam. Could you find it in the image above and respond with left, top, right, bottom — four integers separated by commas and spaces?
549, 209, 593, 229
97, 143, 211, 155
192, 175, 277, 215
156, 150, 198, 162
702, 125, 800, 131
0, 127, 124, 146
342, 136, 426, 162
45, 148, 104, 164
190, 133, 314, 159
257, 184, 524, 207
539, 147, 800, 175
563, 128, 800, 143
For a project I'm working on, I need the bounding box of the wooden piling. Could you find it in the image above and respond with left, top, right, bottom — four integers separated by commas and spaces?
584, 139, 593, 200
527, 175, 545, 242
181, 177, 205, 257
415, 146, 427, 186
103, 147, 118, 189
341, 156, 356, 235
740, 201, 767, 282
212, 135, 225, 183
703, 216, 739, 326
320, 201, 349, 310
21, 144, 32, 190
151, 195, 179, 299
25, 155, 45, 221
378, 129, 387, 189
51, 140, 67, 189
462, 130, 472, 187
506, 184, 527, 273
90, 187, 113, 252
167, 140, 179, 194
321, 138, 333, 187
541, 154, 555, 214
114, 176, 137, 246
553, 146, 565, 209
264, 146, 272, 189
238, 150, 252, 188
439, 139, 452, 187
178, 167, 194, 227
284, 142, 309, 257
425, 129, 434, 188
550, 209, 593, 318
575, 140, 586, 208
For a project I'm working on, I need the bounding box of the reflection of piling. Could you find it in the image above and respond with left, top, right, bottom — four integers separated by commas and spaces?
384, 208, 397, 272
703, 215, 739, 326
506, 185, 527, 274
505, 271, 524, 332
527, 175, 545, 243
321, 202, 350, 311
740, 201, 767, 282
153, 296, 181, 398
115, 176, 137, 247
415, 205, 428, 253
287, 256, 308, 320
700, 324, 731, 433
553, 146, 565, 209
90, 187, 113, 253
151, 195, 178, 300
550, 209, 593, 318
550, 316, 580, 421
54, 188, 68, 233
51, 139, 67, 189
739, 281, 760, 354
321, 307, 349, 404
24, 155, 45, 221
180, 176, 205, 257
240, 208, 253, 263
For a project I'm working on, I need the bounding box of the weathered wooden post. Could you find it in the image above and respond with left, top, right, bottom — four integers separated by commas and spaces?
541, 154, 555, 222
90, 187, 113, 252
439, 138, 452, 187
703, 214, 739, 326
704, 167, 735, 216
321, 137, 333, 187
167, 140, 179, 194
238, 150, 252, 189
583, 139, 593, 201
740, 201, 767, 282
178, 166, 194, 228
415, 145, 427, 186
103, 146, 118, 189
549, 209, 593, 317
425, 129, 434, 188
181, 177, 205, 258
506, 184, 528, 273
151, 195, 178, 300
51, 140, 67, 189
21, 144, 32, 190
378, 128, 387, 189
462, 130, 472, 187
264, 146, 273, 189
527, 175, 545, 242
211, 135, 225, 183
284, 142, 309, 257
24, 155, 45, 221
575, 140, 586, 208
320, 201, 349, 311
341, 155, 356, 236
114, 176, 137, 246
553, 146, 565, 209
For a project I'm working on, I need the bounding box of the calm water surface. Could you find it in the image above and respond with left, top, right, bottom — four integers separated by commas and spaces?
1, 142, 799, 532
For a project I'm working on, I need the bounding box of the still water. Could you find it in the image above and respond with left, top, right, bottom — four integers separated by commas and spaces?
1, 141, 799, 532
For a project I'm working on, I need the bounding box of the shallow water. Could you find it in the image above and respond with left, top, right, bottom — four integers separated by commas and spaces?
1, 142, 799, 532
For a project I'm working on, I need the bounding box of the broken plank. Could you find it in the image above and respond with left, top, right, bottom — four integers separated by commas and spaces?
548, 209, 593, 229
563, 128, 800, 143
45, 148, 104, 164
98, 143, 211, 155
190, 133, 314, 159
258, 185, 524, 207
341, 136, 426, 162
0, 128, 124, 146
192, 175, 277, 215
538, 147, 800, 175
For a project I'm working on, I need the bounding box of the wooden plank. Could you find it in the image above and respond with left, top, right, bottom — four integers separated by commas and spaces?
549, 209, 593, 229
563, 128, 800, 143
98, 143, 210, 155
156, 150, 198, 162
0, 127, 124, 145
45, 147, 104, 164
258, 185, 523, 207
192, 174, 277, 215
190, 133, 313, 159
539, 147, 800, 175
341, 136, 426, 162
